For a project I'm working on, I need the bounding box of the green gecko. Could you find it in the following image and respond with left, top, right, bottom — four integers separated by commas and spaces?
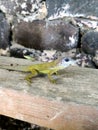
0, 57, 77, 83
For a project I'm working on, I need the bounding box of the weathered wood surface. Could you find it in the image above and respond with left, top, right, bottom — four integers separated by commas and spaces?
0, 56, 98, 130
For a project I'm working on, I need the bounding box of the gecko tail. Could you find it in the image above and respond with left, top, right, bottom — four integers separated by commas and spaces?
0, 64, 29, 72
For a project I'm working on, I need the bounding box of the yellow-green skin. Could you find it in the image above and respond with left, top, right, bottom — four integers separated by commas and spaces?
0, 58, 76, 83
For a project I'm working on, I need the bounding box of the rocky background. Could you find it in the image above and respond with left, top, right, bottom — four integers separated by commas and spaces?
0, 0, 98, 67
0, 0, 98, 129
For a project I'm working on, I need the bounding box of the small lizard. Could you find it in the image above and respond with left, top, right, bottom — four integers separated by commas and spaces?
0, 57, 77, 83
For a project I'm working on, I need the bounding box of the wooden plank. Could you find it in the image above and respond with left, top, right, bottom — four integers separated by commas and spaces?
0, 56, 98, 130
0, 88, 98, 130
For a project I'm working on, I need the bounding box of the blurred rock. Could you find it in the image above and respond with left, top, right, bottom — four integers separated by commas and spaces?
81, 31, 98, 56
46, 0, 98, 20
13, 20, 79, 52
75, 53, 95, 68
93, 50, 98, 67
10, 47, 34, 58
0, 12, 10, 55
0, 0, 47, 23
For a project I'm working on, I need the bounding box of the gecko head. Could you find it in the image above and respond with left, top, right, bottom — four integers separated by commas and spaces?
59, 57, 77, 67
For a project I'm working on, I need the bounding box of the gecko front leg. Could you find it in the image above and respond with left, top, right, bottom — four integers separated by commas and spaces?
47, 69, 58, 83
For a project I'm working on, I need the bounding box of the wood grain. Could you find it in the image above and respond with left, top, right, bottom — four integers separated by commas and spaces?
0, 56, 98, 130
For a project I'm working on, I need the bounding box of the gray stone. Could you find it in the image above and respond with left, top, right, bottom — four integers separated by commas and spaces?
0, 12, 10, 55
46, 0, 98, 19
93, 50, 98, 67
13, 20, 79, 52
0, 0, 47, 23
81, 31, 98, 56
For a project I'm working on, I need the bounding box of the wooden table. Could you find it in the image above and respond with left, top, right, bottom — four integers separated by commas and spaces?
0, 56, 98, 130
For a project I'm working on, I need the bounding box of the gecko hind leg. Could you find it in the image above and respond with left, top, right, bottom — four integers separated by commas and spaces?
25, 69, 39, 83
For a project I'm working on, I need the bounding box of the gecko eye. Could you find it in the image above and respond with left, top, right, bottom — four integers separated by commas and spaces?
64, 58, 69, 62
